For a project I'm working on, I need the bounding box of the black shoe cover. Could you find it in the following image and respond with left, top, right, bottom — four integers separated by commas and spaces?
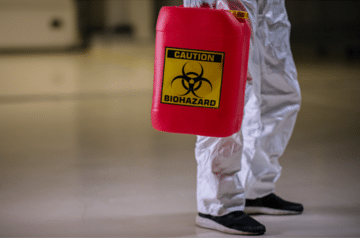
196, 211, 266, 235
245, 193, 304, 215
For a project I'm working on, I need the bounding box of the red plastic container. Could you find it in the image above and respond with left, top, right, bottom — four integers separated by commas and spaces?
151, 6, 251, 137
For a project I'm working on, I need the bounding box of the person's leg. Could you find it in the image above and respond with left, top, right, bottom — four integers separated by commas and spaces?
188, 0, 263, 218
216, 0, 262, 199
239, 0, 303, 214
182, 0, 249, 219
194, 100, 266, 235
195, 134, 245, 216
184, 0, 265, 235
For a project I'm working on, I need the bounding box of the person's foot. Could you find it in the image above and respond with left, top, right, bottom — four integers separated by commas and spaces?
244, 193, 304, 215
196, 211, 266, 235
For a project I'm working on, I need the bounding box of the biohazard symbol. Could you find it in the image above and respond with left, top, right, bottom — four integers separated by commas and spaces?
171, 62, 212, 98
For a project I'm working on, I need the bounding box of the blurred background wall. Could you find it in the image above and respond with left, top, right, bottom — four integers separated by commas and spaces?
0, 0, 80, 49
1, 0, 359, 60
286, 0, 360, 60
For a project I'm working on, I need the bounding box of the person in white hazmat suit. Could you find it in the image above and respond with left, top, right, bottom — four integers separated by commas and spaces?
183, 0, 303, 235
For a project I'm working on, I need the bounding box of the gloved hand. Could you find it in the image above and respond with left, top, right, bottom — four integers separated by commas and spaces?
183, 0, 217, 8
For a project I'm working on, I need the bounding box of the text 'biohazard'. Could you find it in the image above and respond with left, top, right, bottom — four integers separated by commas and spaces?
161, 48, 224, 109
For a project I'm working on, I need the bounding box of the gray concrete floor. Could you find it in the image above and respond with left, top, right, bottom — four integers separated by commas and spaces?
0, 37, 359, 237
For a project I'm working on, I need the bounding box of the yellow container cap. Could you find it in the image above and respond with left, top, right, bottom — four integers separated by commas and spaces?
229, 10, 249, 19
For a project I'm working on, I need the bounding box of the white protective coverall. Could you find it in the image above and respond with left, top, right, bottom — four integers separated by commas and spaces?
183, 0, 301, 216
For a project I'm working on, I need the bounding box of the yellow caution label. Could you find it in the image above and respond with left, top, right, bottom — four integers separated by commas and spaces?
161, 47, 224, 109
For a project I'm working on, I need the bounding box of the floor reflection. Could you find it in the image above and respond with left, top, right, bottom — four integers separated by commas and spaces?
0, 38, 360, 237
